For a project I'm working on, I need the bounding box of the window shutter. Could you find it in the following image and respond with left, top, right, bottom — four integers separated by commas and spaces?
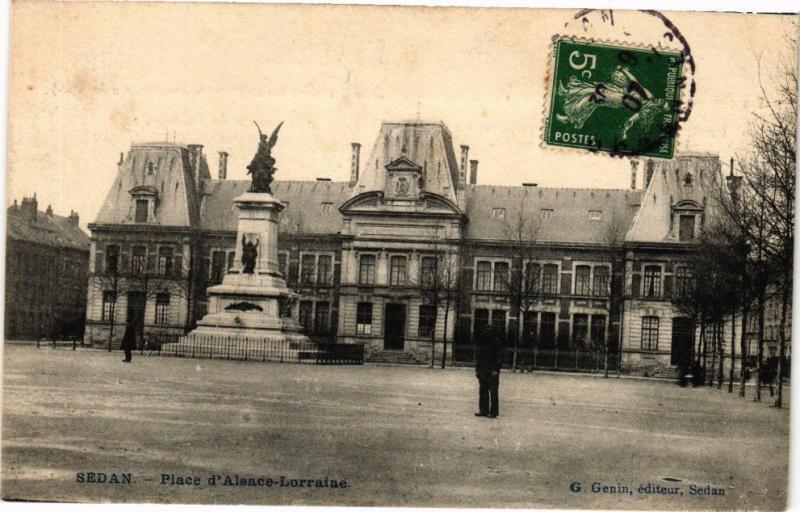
632, 260, 642, 272
462, 268, 473, 292
333, 261, 341, 285
664, 275, 673, 298
173, 255, 183, 277
288, 260, 299, 284
560, 272, 572, 295
147, 254, 157, 273
631, 274, 641, 297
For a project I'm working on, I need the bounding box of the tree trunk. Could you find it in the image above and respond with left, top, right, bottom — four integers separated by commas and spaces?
728, 311, 736, 393
441, 307, 450, 369
709, 328, 717, 387
774, 281, 789, 408
755, 294, 765, 402
739, 306, 749, 397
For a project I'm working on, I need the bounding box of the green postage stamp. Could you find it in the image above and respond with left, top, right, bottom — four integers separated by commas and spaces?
545, 37, 684, 158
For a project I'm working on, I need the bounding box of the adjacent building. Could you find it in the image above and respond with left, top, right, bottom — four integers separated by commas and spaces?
6, 195, 90, 340
84, 120, 740, 372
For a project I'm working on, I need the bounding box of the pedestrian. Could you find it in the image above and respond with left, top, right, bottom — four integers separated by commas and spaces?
121, 320, 136, 363
475, 332, 502, 418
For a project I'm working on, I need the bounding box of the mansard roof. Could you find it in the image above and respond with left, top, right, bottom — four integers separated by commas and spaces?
464, 185, 643, 245
7, 206, 90, 251
94, 143, 205, 227
200, 180, 351, 235
626, 154, 723, 243
353, 121, 461, 203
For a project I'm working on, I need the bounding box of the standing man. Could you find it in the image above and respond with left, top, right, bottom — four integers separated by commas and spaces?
475, 332, 502, 418
121, 320, 136, 363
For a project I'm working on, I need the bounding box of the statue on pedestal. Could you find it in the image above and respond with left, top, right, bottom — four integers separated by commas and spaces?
247, 121, 284, 194
241, 234, 260, 274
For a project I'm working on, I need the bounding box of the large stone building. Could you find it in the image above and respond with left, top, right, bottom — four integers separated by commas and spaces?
6, 195, 90, 340
85, 120, 739, 371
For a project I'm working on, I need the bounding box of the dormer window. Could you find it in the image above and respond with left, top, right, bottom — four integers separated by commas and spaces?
147, 162, 155, 175
683, 172, 693, 187
679, 214, 696, 241
492, 208, 506, 219
135, 199, 149, 223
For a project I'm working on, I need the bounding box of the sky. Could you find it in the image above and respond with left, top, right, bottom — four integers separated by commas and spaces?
6, 2, 797, 229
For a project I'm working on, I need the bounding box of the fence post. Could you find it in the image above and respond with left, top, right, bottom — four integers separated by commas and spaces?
73, 338, 77, 351
534, 346, 537, 368
555, 347, 559, 369
575, 349, 579, 369
52, 338, 56, 350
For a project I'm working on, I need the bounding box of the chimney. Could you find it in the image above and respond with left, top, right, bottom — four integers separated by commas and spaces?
726, 157, 742, 200
187, 144, 204, 183
644, 160, 655, 189
46, 205, 53, 217
459, 145, 469, 185
20, 194, 38, 222
218, 151, 229, 180
630, 159, 640, 189
350, 143, 361, 186
69, 210, 80, 225
469, 160, 479, 185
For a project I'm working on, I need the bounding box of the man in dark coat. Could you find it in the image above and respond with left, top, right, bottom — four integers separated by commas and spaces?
121, 321, 136, 363
475, 332, 502, 418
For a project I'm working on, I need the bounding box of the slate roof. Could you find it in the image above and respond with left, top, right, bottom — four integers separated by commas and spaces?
464, 185, 643, 244
200, 180, 351, 235
353, 121, 461, 203
7, 208, 90, 251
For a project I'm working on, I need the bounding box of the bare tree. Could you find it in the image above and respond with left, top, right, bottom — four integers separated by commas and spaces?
601, 207, 628, 378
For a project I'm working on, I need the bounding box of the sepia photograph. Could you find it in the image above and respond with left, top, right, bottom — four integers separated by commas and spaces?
1, 1, 797, 510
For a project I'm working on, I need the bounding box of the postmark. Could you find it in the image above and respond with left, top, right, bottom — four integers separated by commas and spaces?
545, 37, 684, 158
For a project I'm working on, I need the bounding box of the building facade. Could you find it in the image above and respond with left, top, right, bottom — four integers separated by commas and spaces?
85, 121, 739, 372
6, 195, 90, 340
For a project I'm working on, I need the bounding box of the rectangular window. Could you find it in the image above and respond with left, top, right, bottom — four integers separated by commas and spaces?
105, 245, 120, 274
299, 300, 313, 332
493, 262, 509, 292
473, 308, 490, 338
675, 266, 693, 297
679, 215, 696, 241
421, 256, 437, 288
641, 316, 659, 350
135, 199, 149, 223
155, 293, 170, 325
540, 312, 556, 347
525, 262, 541, 294
321, 202, 333, 213
227, 251, 235, 271
476, 261, 492, 291
591, 315, 606, 348
575, 265, 591, 295
356, 302, 373, 335
643, 265, 662, 297
418, 305, 436, 338
542, 264, 558, 295
572, 314, 589, 346
158, 247, 173, 275
593, 266, 610, 296
491, 310, 507, 341
522, 311, 538, 345
389, 255, 408, 286
540, 208, 553, 220
589, 210, 602, 221
359, 255, 376, 285
131, 246, 147, 274
315, 301, 330, 334
278, 252, 288, 276
211, 251, 226, 284
301, 254, 316, 285
317, 255, 332, 285
492, 208, 506, 219
102, 291, 116, 321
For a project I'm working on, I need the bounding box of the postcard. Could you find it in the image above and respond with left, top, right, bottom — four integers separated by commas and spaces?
2, 2, 797, 510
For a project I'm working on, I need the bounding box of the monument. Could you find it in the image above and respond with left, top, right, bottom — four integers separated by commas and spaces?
174, 122, 308, 357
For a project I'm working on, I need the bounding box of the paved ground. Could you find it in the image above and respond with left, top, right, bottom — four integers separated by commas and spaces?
1, 345, 790, 509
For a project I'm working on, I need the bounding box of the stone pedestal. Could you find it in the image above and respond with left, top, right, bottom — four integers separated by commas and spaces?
175, 192, 309, 356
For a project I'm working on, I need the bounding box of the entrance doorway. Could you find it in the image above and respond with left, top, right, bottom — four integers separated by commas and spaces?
126, 292, 146, 344
384, 304, 406, 350
671, 317, 694, 367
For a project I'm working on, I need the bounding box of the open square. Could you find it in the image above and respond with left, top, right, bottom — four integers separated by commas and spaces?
1, 345, 788, 509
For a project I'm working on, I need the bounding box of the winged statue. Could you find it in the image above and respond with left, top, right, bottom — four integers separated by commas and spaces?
247, 121, 284, 193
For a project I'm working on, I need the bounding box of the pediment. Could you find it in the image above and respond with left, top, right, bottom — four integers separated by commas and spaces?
385, 156, 422, 173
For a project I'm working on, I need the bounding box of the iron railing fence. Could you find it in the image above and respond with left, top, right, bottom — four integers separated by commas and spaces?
452, 344, 618, 373
155, 334, 364, 365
